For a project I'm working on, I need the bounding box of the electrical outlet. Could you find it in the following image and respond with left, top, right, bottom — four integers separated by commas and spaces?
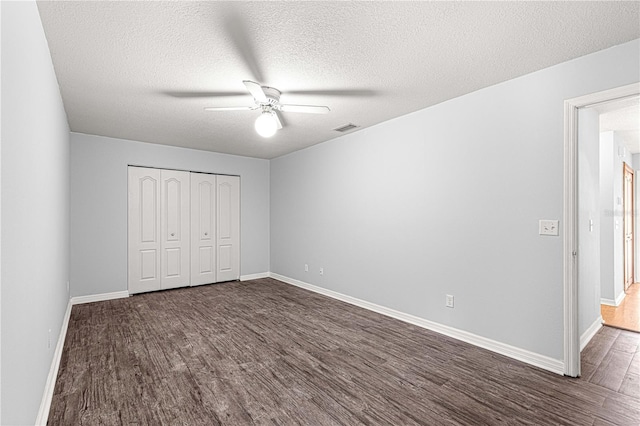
66, 280, 70, 292
304, 264, 309, 272
539, 219, 559, 236
319, 267, 324, 276
446, 295, 454, 308
48, 329, 52, 349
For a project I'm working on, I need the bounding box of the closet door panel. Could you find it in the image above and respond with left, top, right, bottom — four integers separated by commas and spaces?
217, 175, 240, 281
128, 166, 161, 294
219, 245, 232, 271
191, 173, 217, 286
199, 247, 213, 273
139, 250, 158, 280
161, 170, 190, 289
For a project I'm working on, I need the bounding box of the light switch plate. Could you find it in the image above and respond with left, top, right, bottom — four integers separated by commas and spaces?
539, 219, 559, 236
445, 295, 454, 308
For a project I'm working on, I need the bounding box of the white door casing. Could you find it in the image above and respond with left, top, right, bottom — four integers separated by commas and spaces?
190, 172, 217, 286
128, 166, 162, 294
217, 175, 240, 282
161, 169, 191, 289
564, 82, 640, 377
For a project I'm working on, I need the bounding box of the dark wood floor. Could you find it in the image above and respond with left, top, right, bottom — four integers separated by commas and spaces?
49, 278, 639, 425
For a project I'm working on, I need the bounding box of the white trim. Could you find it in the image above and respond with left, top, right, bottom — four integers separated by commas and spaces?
35, 301, 72, 426
580, 316, 603, 351
271, 273, 564, 375
563, 97, 580, 377
0, 2, 3, 418
240, 272, 270, 281
36, 290, 130, 423
563, 82, 640, 377
601, 291, 626, 307
70, 290, 129, 305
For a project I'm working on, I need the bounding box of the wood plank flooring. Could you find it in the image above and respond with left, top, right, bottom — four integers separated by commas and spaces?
48, 278, 640, 425
602, 283, 640, 333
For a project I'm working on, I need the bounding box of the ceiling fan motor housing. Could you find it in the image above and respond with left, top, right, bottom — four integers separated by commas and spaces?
261, 86, 281, 106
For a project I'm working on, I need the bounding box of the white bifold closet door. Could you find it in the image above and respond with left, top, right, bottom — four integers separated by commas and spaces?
191, 174, 241, 285
129, 166, 239, 294
160, 169, 191, 290
128, 167, 162, 294
216, 175, 240, 282
128, 167, 190, 293
190, 173, 216, 286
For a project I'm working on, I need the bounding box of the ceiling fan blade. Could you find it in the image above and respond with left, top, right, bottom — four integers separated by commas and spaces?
223, 13, 265, 83
273, 111, 283, 130
243, 80, 268, 103
285, 89, 377, 97
204, 106, 255, 111
279, 104, 330, 114
164, 91, 247, 98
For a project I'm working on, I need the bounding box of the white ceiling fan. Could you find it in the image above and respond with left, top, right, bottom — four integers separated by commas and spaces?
204, 80, 330, 137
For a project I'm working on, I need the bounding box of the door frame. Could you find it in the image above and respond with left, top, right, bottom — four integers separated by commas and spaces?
623, 163, 634, 292
563, 82, 640, 377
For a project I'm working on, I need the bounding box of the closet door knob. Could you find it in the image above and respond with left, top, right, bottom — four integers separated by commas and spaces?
204, 232, 208, 236
170, 233, 175, 237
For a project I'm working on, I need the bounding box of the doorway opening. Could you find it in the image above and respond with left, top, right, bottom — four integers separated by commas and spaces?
564, 83, 640, 377
596, 104, 640, 333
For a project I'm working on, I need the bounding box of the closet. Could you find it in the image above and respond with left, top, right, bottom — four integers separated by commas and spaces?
127, 166, 240, 294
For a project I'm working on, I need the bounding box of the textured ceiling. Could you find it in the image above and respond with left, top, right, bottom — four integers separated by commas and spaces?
599, 97, 640, 154
37, 1, 640, 159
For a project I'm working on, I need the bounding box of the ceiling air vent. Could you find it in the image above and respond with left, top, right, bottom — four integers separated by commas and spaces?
333, 123, 360, 133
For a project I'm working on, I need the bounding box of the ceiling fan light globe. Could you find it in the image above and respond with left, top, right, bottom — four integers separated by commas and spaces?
255, 112, 278, 138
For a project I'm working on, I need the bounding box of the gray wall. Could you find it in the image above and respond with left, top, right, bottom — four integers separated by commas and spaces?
1, 2, 70, 424
611, 133, 633, 304
599, 131, 632, 304
599, 131, 615, 302
270, 39, 639, 361
578, 107, 601, 337
70, 133, 270, 297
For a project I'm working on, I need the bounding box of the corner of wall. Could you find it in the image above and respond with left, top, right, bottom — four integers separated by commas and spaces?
580, 316, 603, 351
0, 1, 3, 419
1, 1, 71, 423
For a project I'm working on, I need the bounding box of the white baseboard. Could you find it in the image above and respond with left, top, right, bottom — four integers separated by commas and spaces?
270, 272, 565, 376
601, 291, 626, 307
35, 300, 72, 426
240, 272, 270, 281
36, 275, 567, 425
71, 290, 129, 305
36, 290, 130, 423
580, 316, 603, 351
